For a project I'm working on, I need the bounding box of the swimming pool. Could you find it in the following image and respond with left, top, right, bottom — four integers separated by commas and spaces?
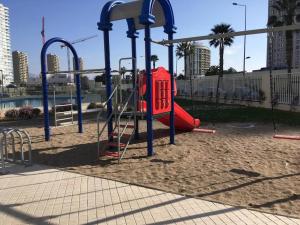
0, 96, 76, 109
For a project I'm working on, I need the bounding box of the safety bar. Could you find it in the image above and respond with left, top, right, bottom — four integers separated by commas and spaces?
46, 68, 105, 75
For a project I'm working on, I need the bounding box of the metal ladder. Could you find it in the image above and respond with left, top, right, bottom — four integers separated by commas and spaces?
97, 90, 136, 163
53, 85, 75, 127
97, 57, 139, 163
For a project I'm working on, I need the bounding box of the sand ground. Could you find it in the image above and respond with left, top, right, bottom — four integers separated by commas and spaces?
2, 116, 300, 218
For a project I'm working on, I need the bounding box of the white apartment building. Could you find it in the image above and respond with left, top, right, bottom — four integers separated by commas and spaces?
267, 0, 300, 69
0, 3, 13, 86
186, 42, 211, 76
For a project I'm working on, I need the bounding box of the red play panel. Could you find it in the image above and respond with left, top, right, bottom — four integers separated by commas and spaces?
138, 67, 177, 115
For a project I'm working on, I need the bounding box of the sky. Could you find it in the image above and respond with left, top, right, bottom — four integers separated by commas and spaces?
0, 0, 269, 76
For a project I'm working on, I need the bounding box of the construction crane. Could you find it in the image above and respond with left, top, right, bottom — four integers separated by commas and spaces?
41, 17, 46, 45
60, 35, 98, 77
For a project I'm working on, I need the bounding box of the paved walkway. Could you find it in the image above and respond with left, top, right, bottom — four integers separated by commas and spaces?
0, 164, 299, 225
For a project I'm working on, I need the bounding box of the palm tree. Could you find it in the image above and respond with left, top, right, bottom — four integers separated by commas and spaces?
176, 42, 195, 98
268, 0, 300, 107
209, 23, 235, 78
150, 55, 159, 69
176, 42, 195, 79
209, 23, 235, 104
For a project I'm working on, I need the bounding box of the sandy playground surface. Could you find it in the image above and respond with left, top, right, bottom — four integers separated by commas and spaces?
2, 115, 300, 218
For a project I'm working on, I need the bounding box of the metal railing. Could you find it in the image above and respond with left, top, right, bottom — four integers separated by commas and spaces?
97, 86, 118, 157
272, 73, 300, 105
177, 74, 263, 102
117, 92, 136, 162
0, 128, 32, 175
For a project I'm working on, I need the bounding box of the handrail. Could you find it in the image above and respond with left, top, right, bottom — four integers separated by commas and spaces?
96, 86, 118, 124
118, 92, 134, 120
117, 91, 135, 163
97, 86, 118, 156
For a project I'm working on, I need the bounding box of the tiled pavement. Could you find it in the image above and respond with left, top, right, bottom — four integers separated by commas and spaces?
0, 164, 299, 225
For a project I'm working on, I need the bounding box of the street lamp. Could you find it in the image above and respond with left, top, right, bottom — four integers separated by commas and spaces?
0, 70, 3, 94
0, 70, 3, 109
233, 2, 247, 76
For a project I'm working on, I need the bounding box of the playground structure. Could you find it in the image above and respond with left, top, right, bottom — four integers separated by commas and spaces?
97, 0, 178, 157
39, 0, 300, 162
40, 0, 203, 160
0, 128, 32, 174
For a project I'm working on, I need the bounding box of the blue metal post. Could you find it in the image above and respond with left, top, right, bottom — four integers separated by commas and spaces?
144, 25, 153, 156
103, 30, 113, 139
131, 37, 139, 140
168, 33, 175, 144
41, 48, 50, 141
73, 56, 83, 134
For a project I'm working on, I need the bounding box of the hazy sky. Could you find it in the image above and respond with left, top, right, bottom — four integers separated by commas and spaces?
0, 0, 268, 75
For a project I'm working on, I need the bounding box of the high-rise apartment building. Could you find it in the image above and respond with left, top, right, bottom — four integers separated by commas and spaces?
0, 3, 13, 85
47, 54, 60, 72
73, 57, 84, 70
12, 51, 29, 84
186, 42, 211, 76
267, 0, 300, 69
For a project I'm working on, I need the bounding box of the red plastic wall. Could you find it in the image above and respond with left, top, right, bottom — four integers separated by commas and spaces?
138, 67, 175, 115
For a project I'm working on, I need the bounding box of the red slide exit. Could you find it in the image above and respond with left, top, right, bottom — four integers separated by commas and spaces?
157, 102, 200, 132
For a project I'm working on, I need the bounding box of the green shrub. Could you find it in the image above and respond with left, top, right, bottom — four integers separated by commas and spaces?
5, 109, 19, 119
19, 106, 34, 119
87, 102, 104, 110
52, 104, 78, 113
32, 108, 41, 117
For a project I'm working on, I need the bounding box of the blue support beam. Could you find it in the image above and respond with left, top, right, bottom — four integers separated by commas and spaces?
144, 25, 154, 156
168, 32, 175, 145
130, 37, 140, 140
103, 30, 114, 140
40, 37, 83, 141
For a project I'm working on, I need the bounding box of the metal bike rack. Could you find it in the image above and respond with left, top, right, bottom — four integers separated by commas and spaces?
0, 128, 32, 175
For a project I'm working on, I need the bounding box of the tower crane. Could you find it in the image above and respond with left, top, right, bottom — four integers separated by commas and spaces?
60, 35, 98, 77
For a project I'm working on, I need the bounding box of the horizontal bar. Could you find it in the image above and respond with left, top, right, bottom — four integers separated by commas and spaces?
46, 68, 105, 75
157, 24, 300, 45
55, 111, 73, 115
54, 104, 73, 107
56, 117, 73, 122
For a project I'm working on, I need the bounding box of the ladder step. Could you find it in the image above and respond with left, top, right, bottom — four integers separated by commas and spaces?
105, 151, 120, 158
55, 104, 73, 108
56, 117, 73, 122
109, 132, 131, 138
108, 142, 126, 148
109, 132, 118, 137
56, 111, 75, 115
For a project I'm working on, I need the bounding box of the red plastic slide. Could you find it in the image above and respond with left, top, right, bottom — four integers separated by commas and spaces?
157, 102, 200, 132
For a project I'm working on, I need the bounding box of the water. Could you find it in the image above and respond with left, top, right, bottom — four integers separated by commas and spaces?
0, 94, 103, 110
0, 96, 76, 109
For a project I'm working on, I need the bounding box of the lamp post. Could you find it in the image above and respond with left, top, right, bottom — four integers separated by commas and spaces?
233, 2, 247, 76
0, 70, 3, 94
0, 70, 3, 109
